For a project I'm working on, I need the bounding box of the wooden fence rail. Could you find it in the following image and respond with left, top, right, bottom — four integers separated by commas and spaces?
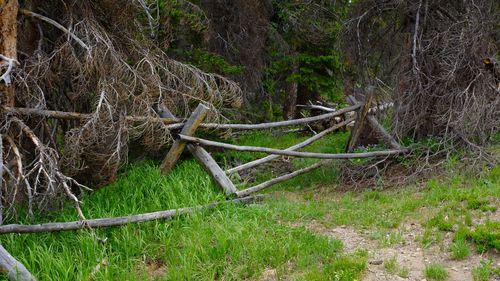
179, 135, 406, 160
0, 195, 263, 235
226, 117, 355, 174
5, 103, 361, 131
235, 160, 330, 197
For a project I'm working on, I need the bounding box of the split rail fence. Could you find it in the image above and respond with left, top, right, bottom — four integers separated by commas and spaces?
0, 91, 407, 280
158, 90, 407, 199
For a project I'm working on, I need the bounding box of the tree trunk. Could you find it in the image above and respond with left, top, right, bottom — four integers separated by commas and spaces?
0, 0, 18, 106
282, 64, 298, 120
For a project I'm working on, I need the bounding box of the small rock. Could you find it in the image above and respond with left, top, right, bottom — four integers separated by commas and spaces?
451, 267, 458, 271
369, 260, 383, 265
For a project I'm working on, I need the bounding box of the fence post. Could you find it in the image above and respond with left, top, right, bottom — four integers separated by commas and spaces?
345, 86, 375, 152
160, 104, 209, 174
187, 145, 237, 196
346, 95, 405, 151
158, 104, 237, 196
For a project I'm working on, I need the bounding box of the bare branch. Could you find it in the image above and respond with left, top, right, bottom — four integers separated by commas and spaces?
18, 8, 91, 55
0, 54, 18, 86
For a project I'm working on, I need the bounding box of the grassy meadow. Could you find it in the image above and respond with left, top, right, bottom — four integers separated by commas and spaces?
0, 130, 499, 280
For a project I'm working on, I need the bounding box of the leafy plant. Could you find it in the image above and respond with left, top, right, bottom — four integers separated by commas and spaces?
170, 48, 244, 75
468, 221, 500, 253
427, 213, 454, 232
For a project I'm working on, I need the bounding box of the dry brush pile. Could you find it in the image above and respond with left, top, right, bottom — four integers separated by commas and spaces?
0, 0, 242, 221
344, 0, 500, 165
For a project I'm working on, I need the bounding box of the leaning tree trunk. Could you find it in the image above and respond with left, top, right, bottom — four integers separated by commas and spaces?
0, 0, 18, 106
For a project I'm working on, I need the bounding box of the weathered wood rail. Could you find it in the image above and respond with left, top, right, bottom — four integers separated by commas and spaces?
0, 245, 36, 281
0, 195, 263, 235
226, 117, 355, 174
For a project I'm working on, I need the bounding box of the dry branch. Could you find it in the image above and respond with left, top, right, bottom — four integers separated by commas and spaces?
236, 160, 329, 197
0, 54, 17, 86
1, 0, 246, 216
10, 118, 90, 218
0, 244, 36, 281
18, 9, 91, 54
226, 117, 355, 174
0, 195, 264, 234
345, 0, 500, 158
180, 135, 407, 159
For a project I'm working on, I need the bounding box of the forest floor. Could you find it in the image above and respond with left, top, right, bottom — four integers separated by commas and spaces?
1, 131, 499, 280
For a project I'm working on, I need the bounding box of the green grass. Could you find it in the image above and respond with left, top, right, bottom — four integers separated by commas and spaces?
472, 260, 494, 281
398, 266, 410, 278
468, 221, 500, 253
1, 130, 499, 280
450, 239, 470, 260
0, 159, 366, 280
383, 256, 398, 274
383, 256, 409, 278
424, 263, 449, 281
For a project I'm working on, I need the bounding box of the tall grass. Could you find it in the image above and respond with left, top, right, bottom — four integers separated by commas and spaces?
0, 131, 367, 280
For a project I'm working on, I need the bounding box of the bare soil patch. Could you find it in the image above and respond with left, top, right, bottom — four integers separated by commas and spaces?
294, 220, 499, 281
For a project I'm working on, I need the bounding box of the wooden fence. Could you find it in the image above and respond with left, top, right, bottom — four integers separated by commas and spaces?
158, 92, 407, 199
0, 94, 406, 280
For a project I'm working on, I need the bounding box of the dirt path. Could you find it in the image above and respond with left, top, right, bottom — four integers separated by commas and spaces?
295, 220, 499, 281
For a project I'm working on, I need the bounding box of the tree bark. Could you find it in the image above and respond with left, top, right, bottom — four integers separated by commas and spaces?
0, 0, 18, 106
282, 63, 298, 120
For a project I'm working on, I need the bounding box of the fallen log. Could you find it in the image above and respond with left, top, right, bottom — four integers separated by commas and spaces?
298, 102, 393, 114
226, 117, 355, 174
236, 160, 330, 197
297, 104, 336, 112
179, 135, 407, 159
0, 195, 264, 234
0, 244, 36, 281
